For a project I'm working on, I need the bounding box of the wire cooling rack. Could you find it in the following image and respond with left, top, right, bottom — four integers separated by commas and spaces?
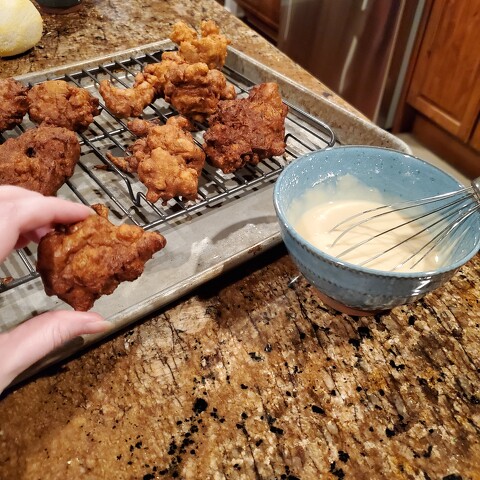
0, 47, 336, 296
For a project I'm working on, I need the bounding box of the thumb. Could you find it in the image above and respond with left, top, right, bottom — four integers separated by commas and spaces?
0, 311, 110, 394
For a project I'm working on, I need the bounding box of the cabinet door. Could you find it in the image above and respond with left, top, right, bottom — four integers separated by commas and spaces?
407, 0, 480, 142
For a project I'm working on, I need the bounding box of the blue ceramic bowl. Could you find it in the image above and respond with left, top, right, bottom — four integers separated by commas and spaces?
273, 146, 480, 314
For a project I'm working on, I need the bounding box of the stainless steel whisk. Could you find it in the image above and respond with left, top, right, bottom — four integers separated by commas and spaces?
330, 177, 480, 271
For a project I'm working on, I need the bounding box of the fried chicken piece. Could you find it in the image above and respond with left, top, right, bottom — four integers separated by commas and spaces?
37, 204, 166, 311
143, 51, 186, 96
203, 82, 288, 173
0, 123, 80, 196
27, 80, 100, 131
107, 116, 205, 203
163, 62, 236, 121
99, 72, 160, 118
0, 78, 29, 132
171, 20, 230, 70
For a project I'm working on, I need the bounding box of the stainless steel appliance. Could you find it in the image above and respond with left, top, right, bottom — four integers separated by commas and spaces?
277, 0, 425, 128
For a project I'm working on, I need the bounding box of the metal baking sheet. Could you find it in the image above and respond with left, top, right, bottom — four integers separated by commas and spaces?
0, 42, 410, 383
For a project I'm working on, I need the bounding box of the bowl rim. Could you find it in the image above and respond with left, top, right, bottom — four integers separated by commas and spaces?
273, 145, 480, 278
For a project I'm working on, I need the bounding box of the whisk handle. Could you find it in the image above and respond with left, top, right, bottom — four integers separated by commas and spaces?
472, 177, 480, 201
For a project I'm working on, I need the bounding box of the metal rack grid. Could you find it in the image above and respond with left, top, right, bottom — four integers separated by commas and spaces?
0, 48, 336, 294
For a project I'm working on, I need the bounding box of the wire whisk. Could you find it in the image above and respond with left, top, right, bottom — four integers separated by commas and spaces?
330, 177, 480, 271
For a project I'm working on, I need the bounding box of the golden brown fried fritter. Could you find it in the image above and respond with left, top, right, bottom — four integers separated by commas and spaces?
27, 80, 100, 131
107, 116, 205, 203
163, 62, 236, 121
95, 20, 231, 120
0, 123, 80, 196
127, 117, 161, 138
171, 20, 230, 70
203, 82, 288, 173
98, 72, 159, 118
143, 51, 186, 96
98, 53, 184, 118
0, 78, 29, 132
37, 204, 167, 311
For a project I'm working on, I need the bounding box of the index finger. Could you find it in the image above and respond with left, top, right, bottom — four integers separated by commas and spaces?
0, 186, 43, 201
12, 196, 94, 235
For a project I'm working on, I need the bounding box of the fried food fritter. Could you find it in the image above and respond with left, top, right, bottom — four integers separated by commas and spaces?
163, 62, 236, 121
107, 116, 206, 203
27, 80, 100, 131
98, 51, 185, 118
98, 72, 160, 118
0, 78, 29, 132
143, 51, 186, 96
171, 20, 230, 70
127, 118, 161, 138
0, 123, 80, 196
203, 82, 288, 173
37, 204, 167, 311
95, 20, 231, 120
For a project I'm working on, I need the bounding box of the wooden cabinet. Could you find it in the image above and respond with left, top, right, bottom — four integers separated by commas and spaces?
471, 121, 480, 152
397, 0, 480, 178
235, 0, 280, 42
407, 0, 480, 143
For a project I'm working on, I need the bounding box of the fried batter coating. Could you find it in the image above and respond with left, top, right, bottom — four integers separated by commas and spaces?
37, 204, 167, 311
127, 117, 161, 138
171, 20, 230, 70
98, 52, 184, 118
0, 123, 80, 196
95, 20, 231, 120
0, 78, 29, 132
27, 80, 100, 131
163, 62, 236, 121
107, 116, 205, 203
98, 72, 159, 118
203, 82, 288, 173
143, 51, 186, 96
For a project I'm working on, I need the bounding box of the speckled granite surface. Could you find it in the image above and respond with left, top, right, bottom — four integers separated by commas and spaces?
1, 0, 354, 114
0, 1, 479, 479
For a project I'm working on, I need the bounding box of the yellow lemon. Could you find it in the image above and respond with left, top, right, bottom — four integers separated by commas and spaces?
0, 0, 43, 57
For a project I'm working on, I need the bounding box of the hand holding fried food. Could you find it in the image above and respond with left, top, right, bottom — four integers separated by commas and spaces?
36, 204, 167, 311
171, 20, 230, 70
203, 82, 288, 173
0, 123, 80, 196
0, 78, 29, 132
107, 116, 205, 203
27, 80, 100, 131
98, 72, 160, 118
163, 62, 236, 121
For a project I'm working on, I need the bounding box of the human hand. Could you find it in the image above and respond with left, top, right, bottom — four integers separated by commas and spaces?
0, 185, 92, 257
0, 186, 111, 394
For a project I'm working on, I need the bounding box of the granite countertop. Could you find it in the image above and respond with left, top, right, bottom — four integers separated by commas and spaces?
1, 1, 479, 479
0, 0, 341, 105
